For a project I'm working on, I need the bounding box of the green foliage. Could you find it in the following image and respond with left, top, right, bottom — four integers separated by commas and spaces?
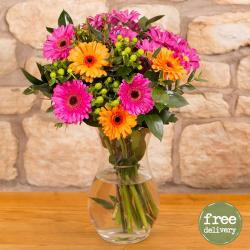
152, 47, 161, 58
168, 92, 189, 108
21, 68, 44, 85
90, 197, 114, 209
58, 10, 73, 26
144, 114, 163, 141
152, 86, 169, 105
46, 27, 54, 33
131, 130, 147, 162
146, 15, 164, 26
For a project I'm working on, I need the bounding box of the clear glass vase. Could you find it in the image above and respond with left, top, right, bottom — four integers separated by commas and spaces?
88, 128, 159, 244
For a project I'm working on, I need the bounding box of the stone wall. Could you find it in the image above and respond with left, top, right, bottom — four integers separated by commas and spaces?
1, 0, 250, 192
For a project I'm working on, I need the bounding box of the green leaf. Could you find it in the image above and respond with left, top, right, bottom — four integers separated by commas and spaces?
144, 114, 163, 141
90, 197, 114, 209
138, 16, 148, 30
83, 117, 99, 127
155, 103, 165, 112
88, 22, 102, 40
55, 123, 63, 128
131, 130, 147, 162
152, 87, 169, 105
36, 63, 45, 75
109, 195, 117, 203
144, 70, 158, 82
23, 86, 37, 95
187, 70, 196, 82
58, 10, 73, 26
46, 106, 54, 113
181, 84, 196, 92
160, 109, 177, 124
21, 68, 44, 85
46, 27, 54, 33
116, 66, 132, 77
168, 92, 188, 108
152, 47, 161, 58
146, 15, 164, 26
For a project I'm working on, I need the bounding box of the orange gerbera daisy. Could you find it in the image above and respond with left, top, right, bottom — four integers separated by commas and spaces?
152, 48, 186, 81
68, 41, 110, 82
99, 105, 137, 140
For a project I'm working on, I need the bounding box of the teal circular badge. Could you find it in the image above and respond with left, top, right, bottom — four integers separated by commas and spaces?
199, 201, 242, 245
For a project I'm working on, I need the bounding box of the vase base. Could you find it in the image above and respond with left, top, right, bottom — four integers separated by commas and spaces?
97, 228, 151, 244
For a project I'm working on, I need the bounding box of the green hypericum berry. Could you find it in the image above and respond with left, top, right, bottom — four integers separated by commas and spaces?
132, 37, 138, 43
57, 68, 65, 76
106, 77, 113, 83
94, 108, 101, 115
130, 54, 137, 62
95, 96, 104, 104
121, 51, 126, 56
50, 71, 56, 78
111, 99, 120, 107
53, 62, 58, 67
137, 65, 143, 70
124, 37, 130, 43
137, 49, 144, 55
100, 88, 108, 95
117, 35, 123, 41
67, 68, 73, 74
124, 47, 131, 54
95, 82, 102, 90
113, 81, 120, 88
115, 42, 122, 48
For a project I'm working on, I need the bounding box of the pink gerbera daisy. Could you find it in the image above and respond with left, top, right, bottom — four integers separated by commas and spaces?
118, 74, 154, 115
43, 24, 75, 61
52, 80, 92, 124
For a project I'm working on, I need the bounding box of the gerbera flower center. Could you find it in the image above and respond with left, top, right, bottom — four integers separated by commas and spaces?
112, 113, 124, 126
59, 40, 67, 47
166, 61, 173, 68
130, 90, 141, 100
84, 55, 96, 67
69, 96, 78, 106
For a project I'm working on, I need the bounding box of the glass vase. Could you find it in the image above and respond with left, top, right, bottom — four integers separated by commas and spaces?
88, 128, 159, 244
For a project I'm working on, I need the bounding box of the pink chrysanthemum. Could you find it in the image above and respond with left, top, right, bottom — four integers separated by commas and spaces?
52, 80, 92, 124
147, 26, 200, 71
88, 13, 107, 30
136, 39, 161, 53
109, 9, 140, 26
118, 73, 154, 115
110, 26, 138, 43
88, 10, 140, 31
43, 24, 75, 61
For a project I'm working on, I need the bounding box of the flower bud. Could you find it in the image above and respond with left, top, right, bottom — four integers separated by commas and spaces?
132, 37, 138, 43
94, 82, 102, 90
137, 49, 144, 55
94, 108, 101, 115
95, 96, 104, 104
50, 71, 56, 78
117, 35, 123, 41
100, 88, 108, 95
115, 42, 122, 48
130, 54, 137, 62
106, 77, 113, 83
113, 81, 120, 88
57, 68, 65, 76
124, 37, 130, 44
111, 99, 120, 107
67, 68, 73, 74
137, 65, 143, 70
124, 47, 131, 54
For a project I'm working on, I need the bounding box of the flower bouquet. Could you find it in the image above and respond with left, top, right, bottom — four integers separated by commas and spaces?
22, 9, 204, 244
